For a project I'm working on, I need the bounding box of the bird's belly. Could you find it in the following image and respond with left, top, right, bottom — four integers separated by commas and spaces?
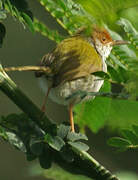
39, 75, 104, 106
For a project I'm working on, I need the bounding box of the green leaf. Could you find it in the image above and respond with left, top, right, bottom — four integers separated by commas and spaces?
0, 113, 19, 132
0, 126, 8, 140
109, 53, 127, 70
26, 153, 37, 161
118, 18, 138, 50
92, 71, 110, 80
45, 134, 65, 151
4, 0, 13, 14
121, 129, 138, 145
4, 0, 34, 33
57, 0, 67, 11
57, 124, 70, 139
0, 10, 7, 19
67, 132, 88, 142
68, 141, 89, 151
74, 81, 111, 133
107, 27, 136, 79
6, 131, 26, 152
21, 12, 34, 33
107, 66, 121, 82
132, 125, 138, 137
107, 137, 131, 148
60, 147, 74, 162
107, 100, 138, 130
39, 149, 52, 169
76, 0, 138, 27
30, 138, 44, 156
33, 18, 64, 43
39, 0, 94, 34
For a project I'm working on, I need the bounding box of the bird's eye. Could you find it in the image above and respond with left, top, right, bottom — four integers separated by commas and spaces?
102, 37, 106, 41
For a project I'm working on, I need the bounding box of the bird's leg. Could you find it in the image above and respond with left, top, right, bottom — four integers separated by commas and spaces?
41, 87, 51, 112
69, 103, 75, 132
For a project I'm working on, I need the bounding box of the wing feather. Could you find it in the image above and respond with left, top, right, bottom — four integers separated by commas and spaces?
35, 36, 103, 87
52, 36, 103, 86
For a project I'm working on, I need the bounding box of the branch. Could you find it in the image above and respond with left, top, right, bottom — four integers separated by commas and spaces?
85, 91, 130, 100
66, 91, 130, 101
0, 65, 120, 180
55, 148, 119, 180
0, 65, 51, 130
3, 65, 126, 89
4, 65, 51, 74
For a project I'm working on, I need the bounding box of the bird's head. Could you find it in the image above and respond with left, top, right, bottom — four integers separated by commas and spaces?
92, 27, 128, 60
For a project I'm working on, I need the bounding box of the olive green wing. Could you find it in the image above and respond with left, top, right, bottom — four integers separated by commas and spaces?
52, 36, 103, 87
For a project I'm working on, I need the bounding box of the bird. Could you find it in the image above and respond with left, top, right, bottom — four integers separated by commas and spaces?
35, 26, 128, 132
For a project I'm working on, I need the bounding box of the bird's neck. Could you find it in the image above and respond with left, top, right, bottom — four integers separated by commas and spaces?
86, 37, 108, 73
87, 37, 112, 62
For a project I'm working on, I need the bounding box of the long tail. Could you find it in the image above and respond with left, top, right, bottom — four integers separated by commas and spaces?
3, 66, 52, 77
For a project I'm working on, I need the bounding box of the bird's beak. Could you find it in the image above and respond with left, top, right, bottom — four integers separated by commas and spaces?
112, 40, 130, 46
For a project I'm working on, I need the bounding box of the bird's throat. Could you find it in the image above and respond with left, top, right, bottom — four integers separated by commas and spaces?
94, 39, 112, 60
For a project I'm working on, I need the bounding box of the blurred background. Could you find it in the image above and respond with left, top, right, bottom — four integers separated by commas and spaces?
0, 1, 138, 180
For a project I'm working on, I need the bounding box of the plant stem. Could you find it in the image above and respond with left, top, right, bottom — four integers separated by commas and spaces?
73, 149, 119, 180
67, 91, 131, 101
55, 146, 119, 180
4, 65, 52, 74
0, 67, 51, 130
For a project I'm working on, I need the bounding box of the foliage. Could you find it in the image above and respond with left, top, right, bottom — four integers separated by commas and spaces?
33, 18, 64, 43
0, 112, 89, 169
35, 0, 138, 133
38, 0, 95, 34
118, 18, 138, 51
75, 0, 138, 29
73, 19, 138, 132
108, 124, 138, 151
0, 65, 118, 179
0, 0, 137, 141
3, 0, 34, 32
0, 0, 138, 179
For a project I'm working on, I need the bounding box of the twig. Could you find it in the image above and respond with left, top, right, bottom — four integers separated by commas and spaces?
87, 91, 129, 100
56, 148, 119, 180
66, 91, 130, 101
3, 65, 125, 88
4, 65, 51, 74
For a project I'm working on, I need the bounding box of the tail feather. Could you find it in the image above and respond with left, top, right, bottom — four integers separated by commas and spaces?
35, 53, 55, 77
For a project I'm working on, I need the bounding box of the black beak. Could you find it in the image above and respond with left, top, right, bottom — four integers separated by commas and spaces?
112, 40, 130, 46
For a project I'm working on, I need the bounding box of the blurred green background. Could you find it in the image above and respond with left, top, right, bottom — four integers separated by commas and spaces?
0, 1, 138, 180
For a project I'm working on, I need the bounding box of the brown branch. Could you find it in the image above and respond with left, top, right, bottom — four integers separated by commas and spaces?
4, 65, 52, 74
